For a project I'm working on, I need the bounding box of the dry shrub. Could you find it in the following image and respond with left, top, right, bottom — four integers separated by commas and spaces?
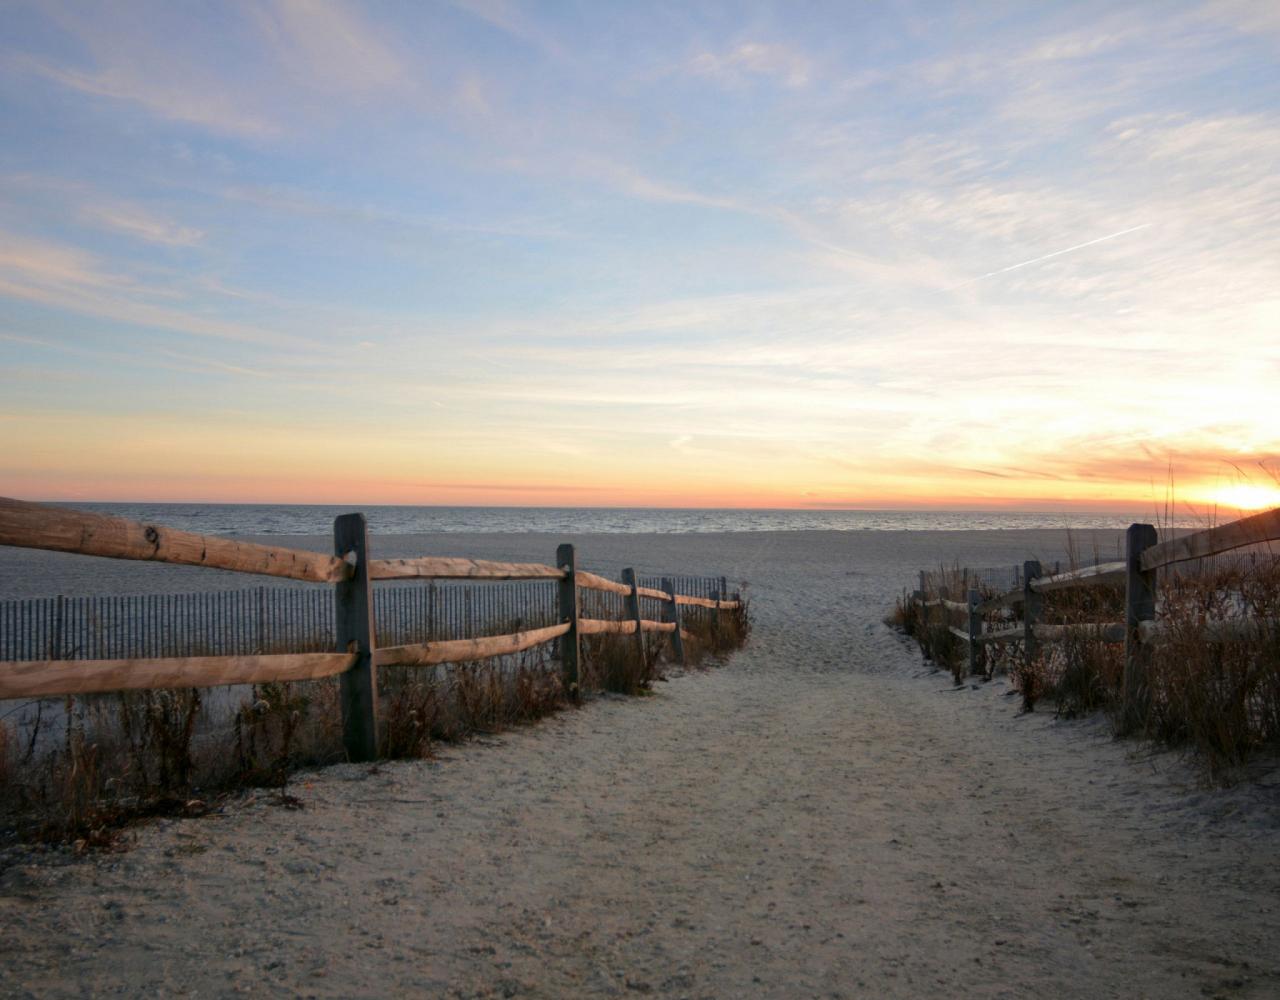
582, 634, 654, 695
234, 680, 344, 786
0, 721, 10, 792
1039, 583, 1125, 718
1142, 557, 1280, 777
1011, 648, 1042, 712
893, 541, 1280, 778
893, 564, 1002, 684
382, 642, 567, 751
2, 689, 216, 847
379, 666, 440, 758
680, 598, 752, 667
3, 586, 752, 846
911, 603, 966, 684
1051, 627, 1124, 719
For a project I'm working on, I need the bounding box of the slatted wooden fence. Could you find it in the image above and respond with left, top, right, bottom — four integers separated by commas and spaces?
909, 506, 1280, 726
0, 582, 563, 661
0, 497, 742, 761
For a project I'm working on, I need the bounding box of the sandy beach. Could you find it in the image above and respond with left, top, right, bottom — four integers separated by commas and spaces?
2, 527, 1278, 998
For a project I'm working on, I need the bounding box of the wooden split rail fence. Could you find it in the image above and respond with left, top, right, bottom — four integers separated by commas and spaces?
0, 497, 741, 761
910, 507, 1280, 728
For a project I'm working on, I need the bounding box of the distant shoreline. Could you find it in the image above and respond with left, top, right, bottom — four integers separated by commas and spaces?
0, 525, 1127, 601
12, 501, 1183, 538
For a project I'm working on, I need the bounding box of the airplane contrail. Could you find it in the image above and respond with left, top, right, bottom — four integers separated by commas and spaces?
951, 223, 1151, 289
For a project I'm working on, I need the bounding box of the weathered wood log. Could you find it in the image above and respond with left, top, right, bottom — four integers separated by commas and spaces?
0, 496, 348, 583
976, 626, 1024, 644
675, 594, 740, 610
335, 513, 378, 762
975, 622, 1124, 644
948, 626, 971, 642
576, 570, 633, 596
576, 617, 678, 637
582, 578, 736, 606
578, 617, 637, 636
375, 622, 570, 667
1030, 561, 1126, 593
940, 598, 969, 613
0, 651, 357, 699
369, 556, 564, 581
1137, 617, 1276, 644
1035, 622, 1126, 643
1141, 506, 1280, 571
581, 617, 675, 632
976, 587, 1025, 613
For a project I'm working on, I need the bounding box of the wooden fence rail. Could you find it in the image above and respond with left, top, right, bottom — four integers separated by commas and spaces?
0, 651, 358, 699
0, 497, 743, 761
0, 496, 350, 583
909, 506, 1280, 723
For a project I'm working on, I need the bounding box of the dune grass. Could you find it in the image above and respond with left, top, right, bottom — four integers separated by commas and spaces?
1, 601, 752, 849
893, 549, 1280, 780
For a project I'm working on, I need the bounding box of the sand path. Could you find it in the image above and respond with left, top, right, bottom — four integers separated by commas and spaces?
2, 529, 1278, 998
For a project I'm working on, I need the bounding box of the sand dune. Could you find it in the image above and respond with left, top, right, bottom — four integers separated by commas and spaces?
2, 528, 1278, 998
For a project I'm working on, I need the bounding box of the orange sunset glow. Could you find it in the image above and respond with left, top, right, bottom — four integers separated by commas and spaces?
2, 3, 1278, 515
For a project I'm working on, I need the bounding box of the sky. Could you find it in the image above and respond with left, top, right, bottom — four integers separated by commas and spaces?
1, 0, 1278, 513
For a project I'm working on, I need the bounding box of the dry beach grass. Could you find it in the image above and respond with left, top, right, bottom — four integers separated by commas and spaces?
1, 528, 1278, 998
0, 610, 749, 845
899, 546, 1280, 777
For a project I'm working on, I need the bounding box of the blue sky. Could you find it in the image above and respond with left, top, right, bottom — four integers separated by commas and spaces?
1, 1, 1278, 508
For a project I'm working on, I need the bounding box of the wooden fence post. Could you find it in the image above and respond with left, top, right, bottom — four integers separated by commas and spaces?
967, 587, 981, 676
621, 567, 646, 668
1123, 523, 1158, 735
334, 513, 378, 762
556, 543, 581, 701
662, 576, 686, 667
1022, 560, 1042, 676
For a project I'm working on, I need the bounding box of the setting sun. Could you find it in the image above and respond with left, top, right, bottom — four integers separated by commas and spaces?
1204, 483, 1280, 512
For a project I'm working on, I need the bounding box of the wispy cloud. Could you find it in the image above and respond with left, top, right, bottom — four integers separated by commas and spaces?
689, 41, 812, 88
14, 54, 281, 138
10, 0, 418, 139
0, 229, 313, 349
80, 202, 204, 247
246, 0, 410, 94
447, 0, 567, 60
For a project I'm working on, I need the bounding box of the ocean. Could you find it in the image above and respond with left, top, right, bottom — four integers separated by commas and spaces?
55, 503, 1168, 536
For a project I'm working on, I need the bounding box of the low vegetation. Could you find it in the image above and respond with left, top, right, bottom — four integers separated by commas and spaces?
1, 602, 752, 850
893, 553, 1280, 780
